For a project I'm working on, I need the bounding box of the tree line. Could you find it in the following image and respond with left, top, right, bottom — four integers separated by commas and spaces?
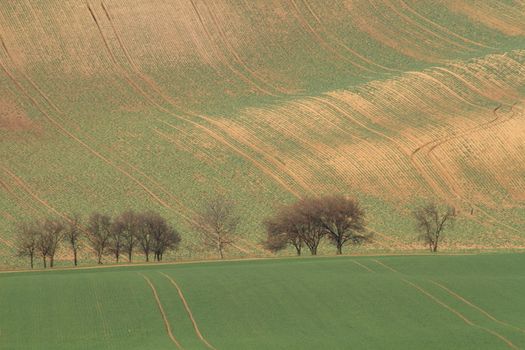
263, 195, 455, 256
14, 194, 455, 268
16, 210, 180, 268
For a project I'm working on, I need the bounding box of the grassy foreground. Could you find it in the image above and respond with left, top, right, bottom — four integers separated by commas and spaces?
1, 253, 525, 349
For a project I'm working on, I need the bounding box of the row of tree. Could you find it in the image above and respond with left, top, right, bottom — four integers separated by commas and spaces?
264, 196, 455, 255
14, 194, 456, 268
16, 211, 181, 268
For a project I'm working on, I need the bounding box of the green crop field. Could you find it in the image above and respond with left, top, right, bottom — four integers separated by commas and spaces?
1, 253, 525, 349
1, 0, 524, 267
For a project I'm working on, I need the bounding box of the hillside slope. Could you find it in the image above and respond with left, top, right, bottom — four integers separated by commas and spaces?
1, 0, 524, 266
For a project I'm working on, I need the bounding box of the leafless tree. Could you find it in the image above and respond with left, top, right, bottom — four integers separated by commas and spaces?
314, 195, 367, 254
152, 224, 181, 262
34, 218, 65, 268
109, 221, 126, 264
264, 206, 303, 256
15, 221, 39, 269
194, 195, 240, 259
413, 202, 456, 252
112, 210, 139, 262
63, 214, 82, 266
86, 213, 112, 264
264, 199, 325, 256
295, 199, 326, 255
136, 211, 156, 262
135, 211, 180, 262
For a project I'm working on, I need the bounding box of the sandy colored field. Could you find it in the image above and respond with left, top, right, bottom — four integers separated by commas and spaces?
0, 0, 524, 267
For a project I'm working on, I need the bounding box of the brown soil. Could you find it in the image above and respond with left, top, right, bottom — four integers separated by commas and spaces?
0, 98, 35, 131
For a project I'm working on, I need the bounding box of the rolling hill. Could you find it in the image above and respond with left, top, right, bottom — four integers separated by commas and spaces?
1, 0, 524, 267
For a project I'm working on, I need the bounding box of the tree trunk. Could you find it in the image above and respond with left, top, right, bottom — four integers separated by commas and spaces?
218, 240, 224, 259
43, 256, 47, 269
98, 253, 102, 264
295, 246, 301, 256
310, 246, 317, 255
30, 253, 34, 269
128, 250, 132, 262
73, 249, 78, 266
145, 252, 149, 262
50, 256, 54, 268
116, 253, 119, 263
336, 243, 343, 255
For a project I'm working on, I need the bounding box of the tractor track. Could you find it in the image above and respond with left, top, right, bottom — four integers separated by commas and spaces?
160, 272, 217, 350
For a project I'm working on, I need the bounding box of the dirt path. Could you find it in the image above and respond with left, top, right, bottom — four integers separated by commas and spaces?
160, 272, 217, 350
139, 273, 183, 349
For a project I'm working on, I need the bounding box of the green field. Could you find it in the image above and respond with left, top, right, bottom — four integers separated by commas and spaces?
1, 253, 525, 349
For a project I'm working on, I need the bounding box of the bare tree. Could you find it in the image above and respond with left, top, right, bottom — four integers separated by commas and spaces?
15, 221, 39, 269
63, 214, 82, 266
86, 213, 112, 264
113, 210, 140, 262
264, 206, 303, 256
35, 218, 65, 268
136, 211, 156, 262
295, 200, 325, 256
194, 195, 240, 259
314, 195, 367, 254
264, 199, 325, 256
152, 224, 181, 262
109, 220, 126, 263
413, 202, 456, 252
